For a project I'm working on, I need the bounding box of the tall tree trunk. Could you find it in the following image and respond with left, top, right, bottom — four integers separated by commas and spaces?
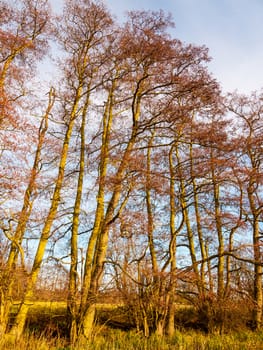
0, 88, 54, 336
248, 177, 262, 329
80, 80, 116, 338
175, 144, 203, 294
146, 132, 158, 275
210, 149, 225, 301
8, 86, 83, 339
209, 149, 225, 333
80, 76, 144, 339
68, 91, 90, 346
166, 144, 179, 336
189, 142, 207, 295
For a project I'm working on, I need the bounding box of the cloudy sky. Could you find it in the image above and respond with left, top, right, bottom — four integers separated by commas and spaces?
52, 0, 263, 95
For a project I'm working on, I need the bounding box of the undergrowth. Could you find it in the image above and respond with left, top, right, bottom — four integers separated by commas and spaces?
1, 328, 263, 350
2, 303, 262, 349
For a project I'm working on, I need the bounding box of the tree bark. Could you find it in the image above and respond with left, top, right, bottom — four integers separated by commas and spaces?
0, 88, 54, 336
8, 86, 82, 339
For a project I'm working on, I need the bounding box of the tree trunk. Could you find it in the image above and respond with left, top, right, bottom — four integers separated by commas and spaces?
8, 86, 82, 339
68, 91, 89, 346
189, 141, 208, 295
0, 89, 54, 336
210, 149, 225, 301
82, 303, 96, 340
79, 77, 143, 338
176, 144, 203, 294
248, 178, 262, 329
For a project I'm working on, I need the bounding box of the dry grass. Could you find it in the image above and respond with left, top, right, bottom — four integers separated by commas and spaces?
4, 302, 262, 350
1, 328, 263, 350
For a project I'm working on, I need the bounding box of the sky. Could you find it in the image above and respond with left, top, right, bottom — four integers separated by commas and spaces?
51, 0, 263, 95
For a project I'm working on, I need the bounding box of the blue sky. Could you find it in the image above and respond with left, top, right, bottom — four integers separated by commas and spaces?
51, 0, 263, 94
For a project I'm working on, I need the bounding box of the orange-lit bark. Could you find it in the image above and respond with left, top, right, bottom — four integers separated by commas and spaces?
0, 88, 54, 336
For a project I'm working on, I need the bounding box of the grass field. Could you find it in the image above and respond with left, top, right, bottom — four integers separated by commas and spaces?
1, 328, 263, 350
2, 302, 262, 350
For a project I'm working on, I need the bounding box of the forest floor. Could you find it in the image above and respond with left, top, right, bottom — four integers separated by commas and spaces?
1, 302, 263, 349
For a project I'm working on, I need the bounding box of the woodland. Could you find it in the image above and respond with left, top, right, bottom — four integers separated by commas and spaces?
0, 0, 262, 348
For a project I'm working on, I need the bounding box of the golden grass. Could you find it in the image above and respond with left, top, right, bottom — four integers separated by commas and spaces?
1, 328, 263, 350
5, 302, 263, 350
